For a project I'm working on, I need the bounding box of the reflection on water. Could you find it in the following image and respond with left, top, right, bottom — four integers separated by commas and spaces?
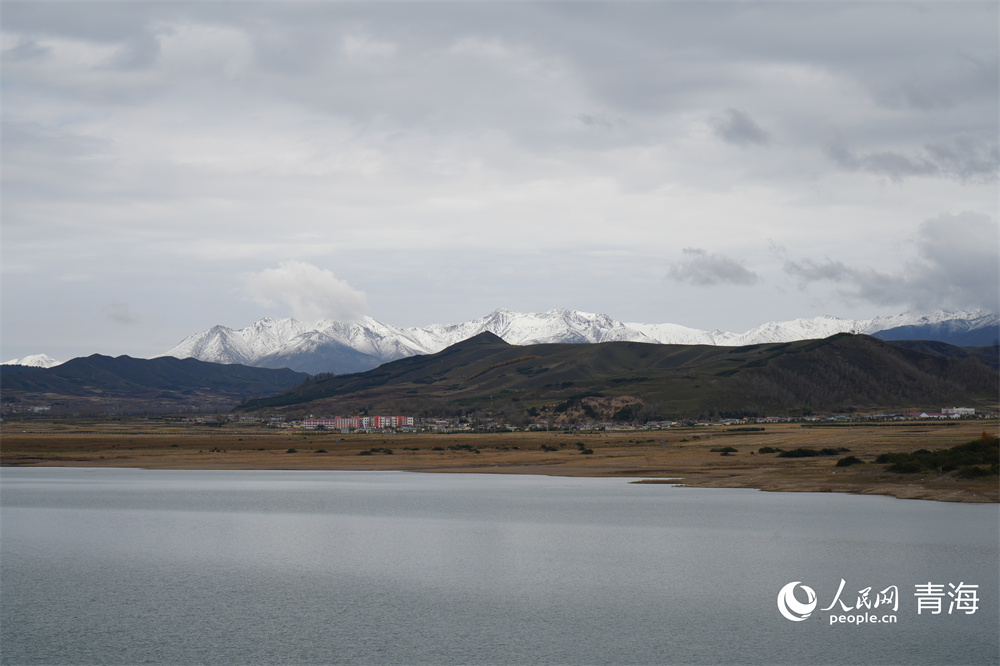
2, 468, 997, 665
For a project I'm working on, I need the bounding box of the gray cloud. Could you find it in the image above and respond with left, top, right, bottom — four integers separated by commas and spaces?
826, 134, 998, 183
711, 108, 769, 146
105, 32, 163, 70
784, 211, 999, 312
3, 38, 50, 62
575, 112, 617, 131
668, 248, 759, 286
784, 258, 855, 286
876, 52, 998, 111
104, 300, 139, 325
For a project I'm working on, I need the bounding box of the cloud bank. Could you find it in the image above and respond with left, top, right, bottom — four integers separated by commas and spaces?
1, 3, 996, 360
784, 211, 999, 313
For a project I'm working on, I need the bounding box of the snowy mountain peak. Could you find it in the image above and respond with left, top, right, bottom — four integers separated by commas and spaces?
3, 353, 62, 368
164, 308, 998, 375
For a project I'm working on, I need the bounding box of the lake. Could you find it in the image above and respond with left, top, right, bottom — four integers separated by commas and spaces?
1, 468, 997, 665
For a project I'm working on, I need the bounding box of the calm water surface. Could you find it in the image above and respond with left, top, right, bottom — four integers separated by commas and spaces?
1, 468, 997, 665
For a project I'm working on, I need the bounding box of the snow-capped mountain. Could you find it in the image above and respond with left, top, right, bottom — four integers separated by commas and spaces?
2, 354, 62, 368
872, 312, 1000, 347
166, 318, 308, 366
164, 308, 997, 375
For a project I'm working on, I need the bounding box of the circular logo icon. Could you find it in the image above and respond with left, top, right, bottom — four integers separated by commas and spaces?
777, 581, 817, 621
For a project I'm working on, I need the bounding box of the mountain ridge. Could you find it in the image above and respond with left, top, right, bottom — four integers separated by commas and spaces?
235, 333, 998, 421
165, 308, 999, 375
1, 354, 309, 415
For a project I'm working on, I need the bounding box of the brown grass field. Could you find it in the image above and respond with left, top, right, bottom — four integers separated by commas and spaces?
2, 419, 997, 503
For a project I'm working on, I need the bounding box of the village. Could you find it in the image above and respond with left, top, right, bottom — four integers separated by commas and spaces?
243, 406, 984, 434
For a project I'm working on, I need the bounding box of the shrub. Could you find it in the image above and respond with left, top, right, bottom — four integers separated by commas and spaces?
286, 448, 298, 454
956, 466, 991, 479
836, 456, 864, 467
778, 448, 839, 458
875, 433, 999, 476
580, 448, 594, 455
710, 446, 738, 453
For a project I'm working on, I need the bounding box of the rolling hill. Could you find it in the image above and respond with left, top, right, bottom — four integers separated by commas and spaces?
1, 355, 309, 415
235, 333, 999, 422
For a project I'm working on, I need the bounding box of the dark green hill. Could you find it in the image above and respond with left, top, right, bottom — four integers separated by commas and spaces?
1, 355, 309, 414
236, 333, 998, 421
883, 340, 999, 369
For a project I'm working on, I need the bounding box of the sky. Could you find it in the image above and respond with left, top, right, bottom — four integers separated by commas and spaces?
3, 1, 998, 362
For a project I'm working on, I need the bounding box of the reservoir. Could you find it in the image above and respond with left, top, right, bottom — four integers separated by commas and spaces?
2, 468, 997, 665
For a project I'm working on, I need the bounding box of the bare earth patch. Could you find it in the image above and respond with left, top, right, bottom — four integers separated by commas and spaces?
2, 420, 996, 503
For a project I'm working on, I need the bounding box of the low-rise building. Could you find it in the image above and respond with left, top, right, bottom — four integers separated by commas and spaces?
942, 407, 975, 416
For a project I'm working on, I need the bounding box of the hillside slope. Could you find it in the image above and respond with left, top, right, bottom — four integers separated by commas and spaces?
1, 355, 309, 414
236, 333, 997, 421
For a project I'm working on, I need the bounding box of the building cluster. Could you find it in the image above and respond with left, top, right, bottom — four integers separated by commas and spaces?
893, 407, 978, 420
200, 406, 986, 433
301, 415, 414, 431
942, 407, 976, 416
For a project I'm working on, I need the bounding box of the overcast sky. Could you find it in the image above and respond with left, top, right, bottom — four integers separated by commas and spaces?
3, 2, 998, 361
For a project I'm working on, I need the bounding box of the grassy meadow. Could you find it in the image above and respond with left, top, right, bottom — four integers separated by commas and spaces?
2, 418, 996, 503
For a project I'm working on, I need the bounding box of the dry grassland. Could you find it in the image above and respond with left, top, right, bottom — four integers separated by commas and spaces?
2, 420, 997, 503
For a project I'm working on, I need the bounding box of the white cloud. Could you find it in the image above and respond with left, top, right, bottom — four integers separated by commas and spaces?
244, 261, 369, 324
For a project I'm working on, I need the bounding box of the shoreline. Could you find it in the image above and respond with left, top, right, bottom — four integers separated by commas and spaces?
2, 420, 997, 503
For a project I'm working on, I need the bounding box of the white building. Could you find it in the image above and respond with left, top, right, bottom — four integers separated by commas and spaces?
942, 407, 975, 416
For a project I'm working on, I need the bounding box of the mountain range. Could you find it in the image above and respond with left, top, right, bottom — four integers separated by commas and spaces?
4, 332, 995, 420
166, 308, 999, 375
236, 331, 998, 421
